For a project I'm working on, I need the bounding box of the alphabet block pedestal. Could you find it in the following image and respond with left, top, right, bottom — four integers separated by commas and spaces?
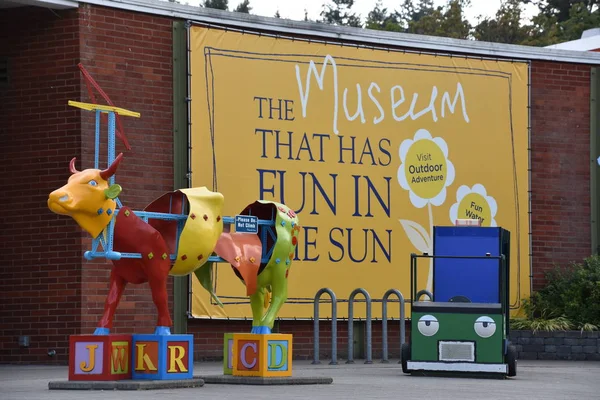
131, 334, 193, 380
226, 333, 293, 378
68, 335, 132, 381
223, 333, 234, 375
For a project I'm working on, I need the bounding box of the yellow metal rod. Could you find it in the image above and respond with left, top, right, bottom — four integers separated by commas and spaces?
67, 100, 141, 118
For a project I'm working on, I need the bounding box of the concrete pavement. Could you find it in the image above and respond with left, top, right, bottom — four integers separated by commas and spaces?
1, 359, 599, 400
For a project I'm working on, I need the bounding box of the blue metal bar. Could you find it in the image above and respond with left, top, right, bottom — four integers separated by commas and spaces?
99, 233, 107, 251
107, 216, 115, 253
91, 235, 101, 253
85, 251, 271, 264
95, 109, 101, 169
207, 255, 270, 264
84, 250, 124, 261
119, 252, 142, 259
112, 209, 188, 221
263, 226, 277, 261
107, 111, 116, 186
86, 245, 271, 264
175, 219, 184, 254
116, 198, 123, 208
261, 225, 267, 259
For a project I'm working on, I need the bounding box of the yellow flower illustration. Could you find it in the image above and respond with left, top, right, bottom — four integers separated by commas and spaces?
449, 184, 498, 227
397, 129, 455, 208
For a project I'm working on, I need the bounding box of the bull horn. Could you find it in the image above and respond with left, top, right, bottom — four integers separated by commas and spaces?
69, 157, 80, 174
100, 153, 124, 181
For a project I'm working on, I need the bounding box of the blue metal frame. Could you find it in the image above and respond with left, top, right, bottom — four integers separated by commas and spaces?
83, 108, 277, 266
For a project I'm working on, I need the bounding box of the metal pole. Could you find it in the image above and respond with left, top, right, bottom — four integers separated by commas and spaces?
346, 288, 372, 364
381, 288, 405, 363
312, 288, 337, 365
94, 109, 100, 169
107, 111, 116, 186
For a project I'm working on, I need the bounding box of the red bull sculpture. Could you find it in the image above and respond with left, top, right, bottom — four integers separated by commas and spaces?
48, 101, 299, 337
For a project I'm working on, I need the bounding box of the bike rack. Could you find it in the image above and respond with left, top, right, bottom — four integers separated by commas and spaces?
381, 288, 406, 363
311, 287, 406, 365
346, 288, 372, 364
312, 288, 338, 365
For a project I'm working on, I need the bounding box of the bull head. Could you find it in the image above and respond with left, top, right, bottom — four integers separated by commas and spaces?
48, 153, 124, 238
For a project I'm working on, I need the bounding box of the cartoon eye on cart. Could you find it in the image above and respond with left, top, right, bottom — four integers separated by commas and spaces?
401, 226, 517, 378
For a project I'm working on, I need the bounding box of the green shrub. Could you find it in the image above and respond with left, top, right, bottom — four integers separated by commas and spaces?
512, 255, 600, 331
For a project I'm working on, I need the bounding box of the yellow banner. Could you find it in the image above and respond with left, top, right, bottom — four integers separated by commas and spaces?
189, 25, 530, 320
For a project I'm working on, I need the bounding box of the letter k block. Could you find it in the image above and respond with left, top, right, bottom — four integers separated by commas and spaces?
131, 333, 194, 380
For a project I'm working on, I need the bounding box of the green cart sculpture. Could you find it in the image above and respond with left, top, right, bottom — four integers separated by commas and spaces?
401, 227, 517, 378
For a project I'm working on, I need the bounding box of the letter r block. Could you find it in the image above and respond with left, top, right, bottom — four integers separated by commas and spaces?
131, 334, 193, 380
231, 333, 293, 377
68, 334, 132, 381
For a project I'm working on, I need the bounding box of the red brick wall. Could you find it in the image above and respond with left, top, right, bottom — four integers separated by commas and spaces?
0, 6, 82, 364
0, 3, 175, 364
529, 61, 592, 290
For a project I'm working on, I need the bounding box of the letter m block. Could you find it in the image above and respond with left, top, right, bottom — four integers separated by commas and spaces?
68, 334, 132, 381
232, 333, 292, 377
131, 334, 194, 380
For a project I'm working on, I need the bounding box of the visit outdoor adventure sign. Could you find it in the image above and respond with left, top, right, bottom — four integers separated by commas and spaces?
188, 25, 530, 319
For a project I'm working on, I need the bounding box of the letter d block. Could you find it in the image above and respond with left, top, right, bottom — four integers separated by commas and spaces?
131, 334, 193, 380
232, 333, 292, 377
68, 334, 132, 381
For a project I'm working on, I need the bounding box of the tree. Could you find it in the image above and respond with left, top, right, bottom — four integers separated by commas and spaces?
474, 0, 530, 44
365, 0, 402, 31
521, 0, 600, 45
203, 0, 228, 10
537, 0, 599, 23
320, 0, 362, 27
558, 1, 600, 39
408, 0, 471, 39
234, 0, 251, 14
521, 12, 560, 46
397, 0, 435, 30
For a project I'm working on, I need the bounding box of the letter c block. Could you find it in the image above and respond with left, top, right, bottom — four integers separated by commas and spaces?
231, 333, 293, 377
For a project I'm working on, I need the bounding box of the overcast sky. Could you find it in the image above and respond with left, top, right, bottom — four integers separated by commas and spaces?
181, 0, 538, 24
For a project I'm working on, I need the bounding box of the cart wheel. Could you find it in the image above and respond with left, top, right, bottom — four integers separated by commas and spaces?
401, 342, 411, 374
507, 344, 517, 377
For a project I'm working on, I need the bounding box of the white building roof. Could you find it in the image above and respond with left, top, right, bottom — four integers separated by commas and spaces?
546, 28, 600, 52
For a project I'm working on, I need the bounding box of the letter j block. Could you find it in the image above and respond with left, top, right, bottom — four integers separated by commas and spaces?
232, 333, 292, 377
131, 334, 193, 380
68, 334, 132, 381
